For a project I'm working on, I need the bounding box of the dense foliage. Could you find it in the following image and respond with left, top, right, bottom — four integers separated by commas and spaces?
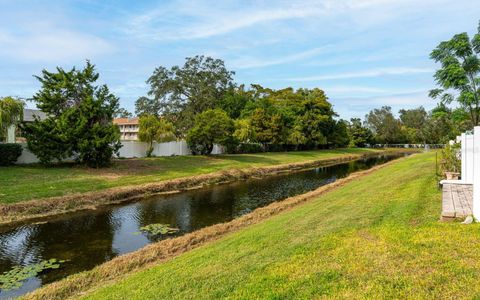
364, 104, 471, 145
348, 118, 374, 147
430, 21, 480, 126
0, 96, 24, 142
22, 61, 121, 167
138, 115, 176, 157
440, 143, 461, 174
187, 109, 236, 155
136, 55, 235, 134
0, 143, 22, 166
137, 58, 350, 154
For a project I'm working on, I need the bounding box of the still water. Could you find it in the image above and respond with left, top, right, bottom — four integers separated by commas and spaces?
0, 154, 404, 298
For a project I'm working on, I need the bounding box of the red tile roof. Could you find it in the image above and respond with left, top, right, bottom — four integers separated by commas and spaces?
113, 118, 139, 125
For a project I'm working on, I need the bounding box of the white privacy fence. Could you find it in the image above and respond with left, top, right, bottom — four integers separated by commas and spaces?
117, 140, 224, 158
460, 133, 474, 184
15, 140, 225, 164
457, 127, 480, 219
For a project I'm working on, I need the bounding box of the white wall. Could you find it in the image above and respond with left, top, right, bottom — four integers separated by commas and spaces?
16, 144, 40, 164
118, 140, 224, 158
14, 140, 225, 164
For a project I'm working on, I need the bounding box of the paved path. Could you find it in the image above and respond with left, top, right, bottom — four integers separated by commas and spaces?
442, 183, 473, 220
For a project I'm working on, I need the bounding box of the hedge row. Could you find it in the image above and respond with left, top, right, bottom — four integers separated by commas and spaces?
0, 143, 23, 166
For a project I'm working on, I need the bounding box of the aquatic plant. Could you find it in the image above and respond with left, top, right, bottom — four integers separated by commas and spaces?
137, 224, 179, 236
0, 259, 65, 291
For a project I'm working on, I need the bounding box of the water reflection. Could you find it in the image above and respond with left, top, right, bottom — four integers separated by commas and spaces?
0, 154, 401, 298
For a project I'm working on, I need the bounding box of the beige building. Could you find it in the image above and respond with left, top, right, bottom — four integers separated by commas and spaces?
114, 118, 139, 140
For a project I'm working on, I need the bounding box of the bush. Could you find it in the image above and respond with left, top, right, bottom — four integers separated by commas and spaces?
187, 109, 237, 155
0, 143, 22, 166
440, 143, 461, 174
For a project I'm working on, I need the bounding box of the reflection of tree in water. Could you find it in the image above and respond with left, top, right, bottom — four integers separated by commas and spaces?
0, 211, 120, 286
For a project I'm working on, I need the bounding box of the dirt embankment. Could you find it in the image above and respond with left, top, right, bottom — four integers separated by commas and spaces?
0, 149, 415, 227
22, 151, 416, 300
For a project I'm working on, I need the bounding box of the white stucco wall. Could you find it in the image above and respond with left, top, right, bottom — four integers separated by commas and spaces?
15, 140, 225, 164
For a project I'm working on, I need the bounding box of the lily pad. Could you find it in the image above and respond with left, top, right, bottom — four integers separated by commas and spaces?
137, 223, 179, 236
0, 259, 65, 291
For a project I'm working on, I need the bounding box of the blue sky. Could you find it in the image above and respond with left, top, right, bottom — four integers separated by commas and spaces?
0, 0, 479, 120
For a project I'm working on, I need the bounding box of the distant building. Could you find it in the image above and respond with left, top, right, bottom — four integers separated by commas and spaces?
113, 117, 139, 140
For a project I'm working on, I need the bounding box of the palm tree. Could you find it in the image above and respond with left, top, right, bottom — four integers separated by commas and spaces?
0, 97, 24, 142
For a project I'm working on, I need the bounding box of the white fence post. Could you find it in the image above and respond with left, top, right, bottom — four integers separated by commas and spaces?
472, 126, 480, 219
461, 133, 467, 182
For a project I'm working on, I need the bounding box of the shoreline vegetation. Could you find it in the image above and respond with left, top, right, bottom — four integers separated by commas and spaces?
22, 150, 419, 300
0, 148, 416, 227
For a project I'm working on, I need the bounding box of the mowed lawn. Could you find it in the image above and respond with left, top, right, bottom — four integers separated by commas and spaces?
0, 148, 380, 204
80, 152, 480, 299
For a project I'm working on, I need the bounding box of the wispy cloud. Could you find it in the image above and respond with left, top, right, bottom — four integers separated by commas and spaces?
124, 0, 422, 41
323, 86, 388, 94
0, 24, 113, 62
289, 67, 433, 81
230, 47, 330, 69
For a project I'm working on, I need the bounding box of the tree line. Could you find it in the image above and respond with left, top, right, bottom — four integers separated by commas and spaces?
0, 20, 478, 166
135, 56, 351, 155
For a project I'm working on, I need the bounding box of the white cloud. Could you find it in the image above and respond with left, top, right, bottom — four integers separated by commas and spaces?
289, 67, 433, 81
323, 86, 388, 94
124, 0, 427, 41
110, 81, 148, 98
230, 47, 330, 69
0, 26, 113, 62
333, 90, 432, 109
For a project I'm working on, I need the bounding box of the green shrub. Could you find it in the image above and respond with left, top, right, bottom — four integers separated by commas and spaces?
237, 143, 265, 154
0, 143, 22, 166
187, 109, 237, 155
440, 143, 461, 174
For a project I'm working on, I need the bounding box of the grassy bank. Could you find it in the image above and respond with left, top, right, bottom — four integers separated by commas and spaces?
62, 152, 479, 299
0, 148, 381, 205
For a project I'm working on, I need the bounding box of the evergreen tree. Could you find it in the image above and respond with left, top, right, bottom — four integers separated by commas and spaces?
22, 61, 121, 167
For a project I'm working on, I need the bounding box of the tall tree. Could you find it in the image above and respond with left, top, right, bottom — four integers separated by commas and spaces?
0, 96, 24, 142
399, 107, 427, 129
138, 115, 176, 157
430, 21, 480, 125
137, 56, 235, 132
218, 85, 252, 119
365, 106, 403, 144
399, 107, 427, 143
22, 61, 121, 167
329, 120, 350, 148
348, 118, 374, 147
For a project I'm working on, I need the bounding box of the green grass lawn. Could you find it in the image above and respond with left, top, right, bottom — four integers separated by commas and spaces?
79, 152, 480, 299
0, 148, 380, 204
